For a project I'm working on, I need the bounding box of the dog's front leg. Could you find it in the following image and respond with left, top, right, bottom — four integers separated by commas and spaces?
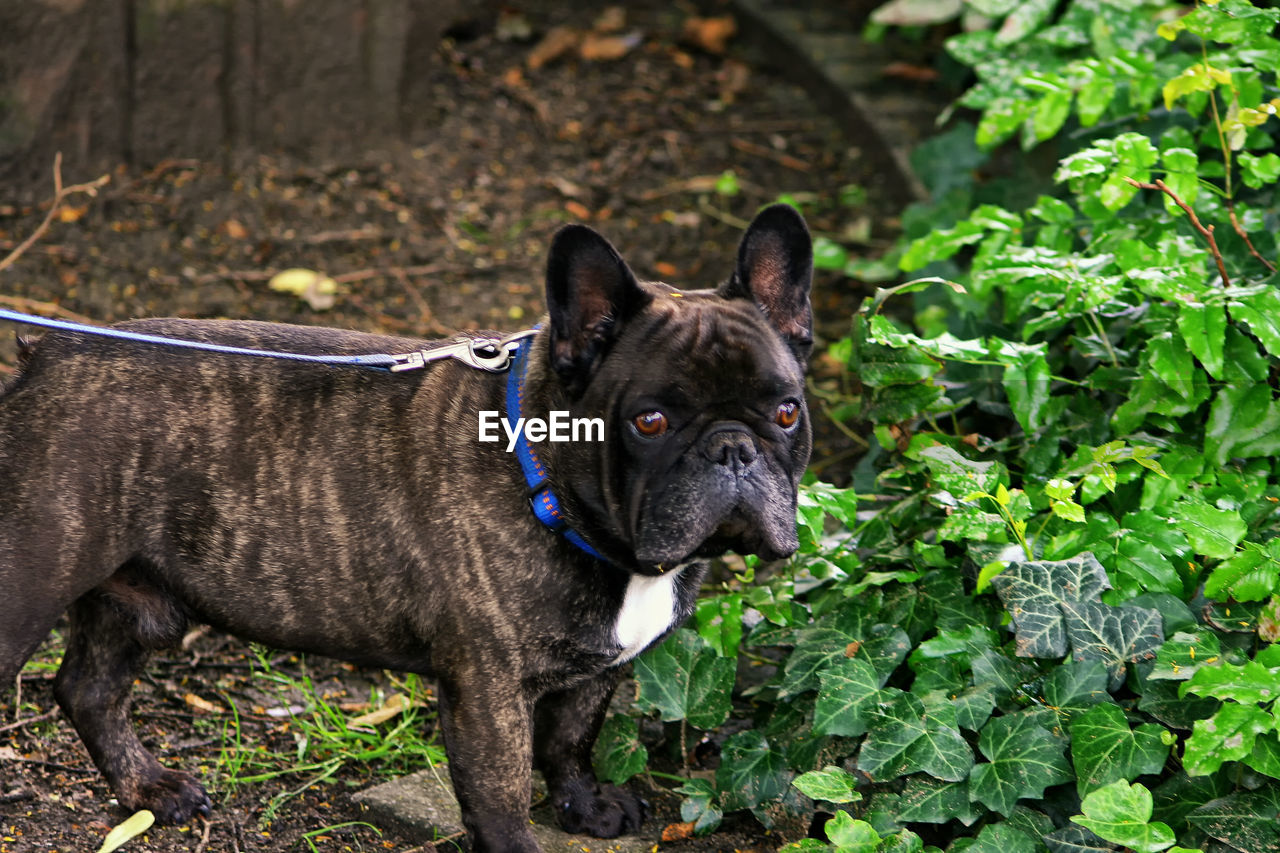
436, 678, 541, 852
533, 670, 646, 838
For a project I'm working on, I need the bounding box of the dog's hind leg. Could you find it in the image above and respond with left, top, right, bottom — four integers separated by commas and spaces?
53, 563, 212, 824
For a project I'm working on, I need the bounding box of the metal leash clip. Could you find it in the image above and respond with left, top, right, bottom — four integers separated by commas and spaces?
389, 329, 539, 374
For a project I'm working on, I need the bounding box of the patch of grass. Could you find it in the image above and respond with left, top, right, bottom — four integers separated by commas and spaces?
212, 646, 445, 826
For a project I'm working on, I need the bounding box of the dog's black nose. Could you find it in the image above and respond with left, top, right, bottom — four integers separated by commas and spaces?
703, 426, 758, 472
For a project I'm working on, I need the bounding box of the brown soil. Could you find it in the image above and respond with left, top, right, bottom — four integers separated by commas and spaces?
0, 2, 902, 851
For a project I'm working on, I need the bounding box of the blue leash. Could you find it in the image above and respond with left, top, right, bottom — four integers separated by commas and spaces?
0, 306, 605, 560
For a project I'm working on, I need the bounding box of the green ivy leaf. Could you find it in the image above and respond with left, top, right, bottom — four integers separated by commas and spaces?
715, 731, 791, 813
1169, 498, 1247, 560
1149, 630, 1222, 681
1043, 823, 1115, 853
592, 715, 649, 785
1003, 350, 1052, 433
675, 778, 723, 836
1069, 703, 1170, 796
633, 629, 735, 729
814, 657, 884, 737
1041, 659, 1115, 723
792, 765, 862, 804
897, 776, 981, 826
969, 709, 1073, 816
966, 822, 1039, 853
1181, 659, 1280, 704
989, 554, 1110, 658
857, 691, 974, 782
1182, 701, 1273, 776
1071, 780, 1175, 853
824, 811, 881, 852
695, 593, 744, 658
1185, 787, 1280, 852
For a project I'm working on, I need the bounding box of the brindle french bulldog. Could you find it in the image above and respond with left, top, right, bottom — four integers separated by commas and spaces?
0, 203, 813, 851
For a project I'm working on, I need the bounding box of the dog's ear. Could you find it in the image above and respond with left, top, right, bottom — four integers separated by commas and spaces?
720, 203, 814, 361
546, 224, 652, 391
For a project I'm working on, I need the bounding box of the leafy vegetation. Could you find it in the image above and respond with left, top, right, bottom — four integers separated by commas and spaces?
602, 1, 1280, 850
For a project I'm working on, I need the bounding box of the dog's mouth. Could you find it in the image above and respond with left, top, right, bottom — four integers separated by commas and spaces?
635, 510, 798, 575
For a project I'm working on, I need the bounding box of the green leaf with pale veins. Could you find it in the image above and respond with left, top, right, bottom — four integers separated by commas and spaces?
1186, 787, 1280, 853
857, 691, 973, 782
824, 812, 881, 852
966, 822, 1039, 853
715, 731, 791, 812
1072, 780, 1175, 853
781, 622, 911, 698
1069, 704, 1169, 796
592, 715, 648, 785
1181, 659, 1280, 704
633, 629, 735, 729
1041, 659, 1114, 724
1043, 824, 1117, 853
813, 657, 884, 737
1059, 600, 1164, 690
792, 765, 862, 804
1149, 630, 1222, 681
970, 709, 1073, 816
990, 554, 1111, 659
1182, 701, 1273, 776
897, 776, 981, 826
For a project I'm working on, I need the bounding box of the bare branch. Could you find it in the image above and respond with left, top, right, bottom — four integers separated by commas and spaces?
1125, 177, 1230, 287
0, 153, 111, 275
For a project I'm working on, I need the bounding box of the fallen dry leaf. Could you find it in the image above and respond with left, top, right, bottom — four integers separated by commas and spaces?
97, 810, 155, 853
348, 693, 410, 727
221, 218, 249, 240
654, 261, 679, 278
527, 26, 580, 70
183, 692, 222, 714
564, 200, 592, 221
662, 822, 697, 842
681, 15, 737, 54
57, 204, 87, 223
579, 31, 642, 62
268, 267, 338, 311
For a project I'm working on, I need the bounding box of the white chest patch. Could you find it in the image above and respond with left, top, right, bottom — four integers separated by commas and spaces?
612, 566, 685, 664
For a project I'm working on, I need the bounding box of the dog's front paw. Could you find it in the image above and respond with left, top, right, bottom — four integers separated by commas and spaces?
553, 778, 646, 838
123, 769, 213, 824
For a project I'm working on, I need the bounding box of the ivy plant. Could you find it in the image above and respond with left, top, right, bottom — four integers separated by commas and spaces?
595, 2, 1280, 850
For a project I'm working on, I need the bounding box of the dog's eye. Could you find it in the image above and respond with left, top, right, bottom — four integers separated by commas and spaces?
633, 411, 668, 437
775, 401, 800, 429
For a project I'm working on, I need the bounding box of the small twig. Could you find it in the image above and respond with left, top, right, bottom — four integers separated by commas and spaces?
194, 817, 215, 853
728, 136, 810, 172
0, 708, 58, 733
0, 153, 110, 275
1228, 205, 1277, 273
1125, 177, 1230, 287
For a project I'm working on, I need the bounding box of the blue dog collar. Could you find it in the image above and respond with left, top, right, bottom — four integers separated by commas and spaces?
505, 335, 606, 562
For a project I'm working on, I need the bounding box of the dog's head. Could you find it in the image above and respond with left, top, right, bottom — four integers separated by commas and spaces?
534, 204, 813, 574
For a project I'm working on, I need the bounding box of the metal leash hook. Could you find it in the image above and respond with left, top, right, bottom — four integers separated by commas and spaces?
388, 329, 540, 373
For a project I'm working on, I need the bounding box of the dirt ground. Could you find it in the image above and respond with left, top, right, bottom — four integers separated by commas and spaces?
0, 1, 908, 850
